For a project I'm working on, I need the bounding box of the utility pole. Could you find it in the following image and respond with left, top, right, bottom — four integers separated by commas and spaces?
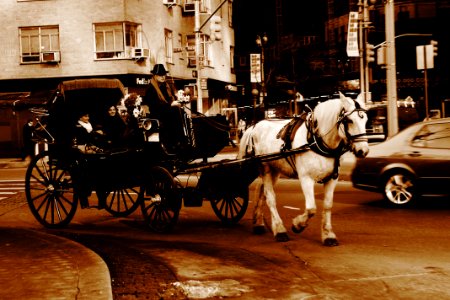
385, 0, 399, 136
194, 0, 203, 113
194, 0, 228, 114
358, 0, 366, 101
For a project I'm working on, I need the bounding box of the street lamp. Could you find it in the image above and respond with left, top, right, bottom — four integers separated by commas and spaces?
251, 88, 259, 122
256, 33, 268, 113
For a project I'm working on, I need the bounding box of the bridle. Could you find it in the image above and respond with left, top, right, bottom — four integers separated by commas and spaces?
303, 99, 368, 183
336, 102, 369, 144
307, 99, 368, 157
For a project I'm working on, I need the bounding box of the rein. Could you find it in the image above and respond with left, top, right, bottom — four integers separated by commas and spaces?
304, 101, 368, 183
307, 105, 368, 158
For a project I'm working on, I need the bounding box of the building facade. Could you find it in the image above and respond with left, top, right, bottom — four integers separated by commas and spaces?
324, 0, 450, 117
0, 0, 235, 155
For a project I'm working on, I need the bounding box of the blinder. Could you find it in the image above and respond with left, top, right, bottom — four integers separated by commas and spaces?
337, 103, 368, 143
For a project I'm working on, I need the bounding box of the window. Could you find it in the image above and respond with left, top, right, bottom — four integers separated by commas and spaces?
228, 0, 233, 27
184, 0, 209, 13
413, 123, 450, 149
200, 0, 210, 13
94, 22, 143, 59
186, 34, 211, 67
230, 46, 234, 72
165, 29, 174, 64
20, 26, 60, 63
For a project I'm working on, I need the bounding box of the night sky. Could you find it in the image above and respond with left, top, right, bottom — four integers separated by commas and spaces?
234, 0, 327, 51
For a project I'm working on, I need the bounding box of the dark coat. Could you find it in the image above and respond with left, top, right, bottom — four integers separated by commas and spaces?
101, 114, 126, 146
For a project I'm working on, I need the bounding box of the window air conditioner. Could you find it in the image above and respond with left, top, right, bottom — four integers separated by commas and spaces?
163, 0, 177, 6
42, 51, 61, 63
132, 48, 150, 59
183, 2, 195, 12
187, 57, 196, 68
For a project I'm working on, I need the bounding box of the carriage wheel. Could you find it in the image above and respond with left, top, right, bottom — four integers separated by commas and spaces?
140, 166, 181, 233
25, 151, 78, 228
210, 192, 248, 225
100, 185, 142, 217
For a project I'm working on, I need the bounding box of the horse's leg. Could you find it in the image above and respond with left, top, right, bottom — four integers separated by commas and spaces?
252, 181, 266, 235
291, 176, 317, 234
260, 169, 288, 242
321, 179, 339, 246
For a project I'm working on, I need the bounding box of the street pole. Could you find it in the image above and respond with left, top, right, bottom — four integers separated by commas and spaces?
256, 34, 267, 114
385, 0, 399, 136
363, 0, 371, 102
358, 0, 366, 101
194, 0, 203, 113
423, 46, 429, 120
260, 45, 265, 110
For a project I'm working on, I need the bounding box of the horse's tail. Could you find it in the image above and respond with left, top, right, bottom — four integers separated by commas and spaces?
237, 125, 255, 159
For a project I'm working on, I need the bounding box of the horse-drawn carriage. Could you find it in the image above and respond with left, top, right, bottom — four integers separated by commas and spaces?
26, 78, 256, 232
26, 78, 370, 245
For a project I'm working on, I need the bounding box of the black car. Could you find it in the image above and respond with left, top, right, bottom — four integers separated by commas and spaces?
352, 118, 450, 206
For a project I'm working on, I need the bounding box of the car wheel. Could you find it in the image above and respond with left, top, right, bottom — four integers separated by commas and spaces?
383, 171, 417, 206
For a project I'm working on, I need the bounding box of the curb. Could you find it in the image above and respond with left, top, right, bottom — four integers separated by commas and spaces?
0, 228, 113, 300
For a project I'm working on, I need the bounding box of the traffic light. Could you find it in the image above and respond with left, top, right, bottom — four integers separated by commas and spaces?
209, 15, 222, 41
366, 43, 375, 63
431, 40, 438, 57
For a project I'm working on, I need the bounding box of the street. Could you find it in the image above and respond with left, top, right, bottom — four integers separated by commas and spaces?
1, 166, 450, 299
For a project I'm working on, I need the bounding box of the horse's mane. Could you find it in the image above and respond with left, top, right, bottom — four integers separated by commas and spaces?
313, 99, 344, 136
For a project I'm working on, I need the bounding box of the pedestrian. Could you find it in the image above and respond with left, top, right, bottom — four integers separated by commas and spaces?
22, 119, 35, 161
142, 64, 189, 155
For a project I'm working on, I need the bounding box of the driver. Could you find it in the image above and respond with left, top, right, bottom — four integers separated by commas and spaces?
142, 64, 189, 155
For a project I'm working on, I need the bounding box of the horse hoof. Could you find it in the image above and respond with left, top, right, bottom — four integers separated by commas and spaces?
253, 226, 266, 235
291, 225, 306, 234
275, 232, 290, 242
323, 238, 339, 247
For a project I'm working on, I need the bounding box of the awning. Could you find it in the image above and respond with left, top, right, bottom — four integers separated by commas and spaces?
59, 78, 126, 95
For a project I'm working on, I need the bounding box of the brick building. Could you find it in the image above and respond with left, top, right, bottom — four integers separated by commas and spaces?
0, 0, 235, 156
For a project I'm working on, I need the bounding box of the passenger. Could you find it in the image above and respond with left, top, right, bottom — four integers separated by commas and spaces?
101, 105, 126, 147
73, 112, 104, 153
121, 93, 144, 146
142, 64, 189, 155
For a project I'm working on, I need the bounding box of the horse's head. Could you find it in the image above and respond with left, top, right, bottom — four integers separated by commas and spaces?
338, 92, 369, 158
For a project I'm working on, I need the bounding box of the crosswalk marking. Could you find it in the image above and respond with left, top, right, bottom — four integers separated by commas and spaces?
0, 180, 25, 201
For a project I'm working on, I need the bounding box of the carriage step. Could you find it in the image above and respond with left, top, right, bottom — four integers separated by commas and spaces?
182, 187, 203, 207
82, 205, 104, 210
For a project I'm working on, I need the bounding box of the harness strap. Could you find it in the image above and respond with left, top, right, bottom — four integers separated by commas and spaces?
276, 113, 307, 151
318, 157, 340, 184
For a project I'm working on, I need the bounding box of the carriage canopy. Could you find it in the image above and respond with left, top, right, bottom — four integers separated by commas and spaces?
45, 78, 127, 146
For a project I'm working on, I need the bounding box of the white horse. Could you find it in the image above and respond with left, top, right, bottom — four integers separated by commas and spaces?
238, 92, 369, 246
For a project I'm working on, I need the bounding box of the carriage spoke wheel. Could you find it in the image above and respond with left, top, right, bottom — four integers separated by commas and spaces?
140, 166, 180, 233
25, 151, 77, 228
100, 185, 142, 217
210, 192, 248, 225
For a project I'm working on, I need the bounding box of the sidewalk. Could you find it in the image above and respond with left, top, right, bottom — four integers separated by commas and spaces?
0, 228, 112, 300
0, 157, 113, 299
0, 157, 29, 169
